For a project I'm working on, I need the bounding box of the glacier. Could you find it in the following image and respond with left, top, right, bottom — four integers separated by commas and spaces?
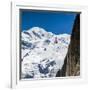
21, 27, 70, 79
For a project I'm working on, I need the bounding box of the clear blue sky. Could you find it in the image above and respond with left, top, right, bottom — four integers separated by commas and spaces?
21, 10, 77, 34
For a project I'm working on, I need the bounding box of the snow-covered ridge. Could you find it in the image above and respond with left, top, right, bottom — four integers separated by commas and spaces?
21, 27, 70, 79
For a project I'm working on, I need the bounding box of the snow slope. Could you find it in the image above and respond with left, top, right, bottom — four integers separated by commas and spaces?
21, 27, 70, 79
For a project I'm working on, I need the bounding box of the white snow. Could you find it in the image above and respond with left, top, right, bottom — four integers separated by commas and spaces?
21, 27, 70, 79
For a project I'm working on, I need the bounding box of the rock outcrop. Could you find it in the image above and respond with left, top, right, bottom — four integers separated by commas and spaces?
56, 14, 80, 77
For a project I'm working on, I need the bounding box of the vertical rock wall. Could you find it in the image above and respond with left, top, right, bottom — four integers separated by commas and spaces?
66, 14, 80, 76
56, 14, 80, 77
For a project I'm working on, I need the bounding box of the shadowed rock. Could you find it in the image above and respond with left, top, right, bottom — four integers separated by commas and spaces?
56, 14, 80, 77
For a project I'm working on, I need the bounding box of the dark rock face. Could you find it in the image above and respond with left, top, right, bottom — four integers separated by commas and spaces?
56, 14, 80, 77
66, 14, 80, 76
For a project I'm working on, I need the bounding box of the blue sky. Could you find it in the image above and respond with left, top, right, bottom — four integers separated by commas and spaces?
21, 10, 77, 34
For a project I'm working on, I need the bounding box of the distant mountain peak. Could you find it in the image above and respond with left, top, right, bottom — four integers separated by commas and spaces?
21, 27, 71, 78
27, 27, 47, 34
22, 27, 55, 40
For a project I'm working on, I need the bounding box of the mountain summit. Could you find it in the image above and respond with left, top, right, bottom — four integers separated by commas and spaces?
21, 27, 70, 79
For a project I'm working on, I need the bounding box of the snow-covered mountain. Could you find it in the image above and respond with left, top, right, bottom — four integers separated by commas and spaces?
21, 27, 70, 79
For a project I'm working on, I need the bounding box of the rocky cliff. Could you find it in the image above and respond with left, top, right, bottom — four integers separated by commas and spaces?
56, 14, 80, 77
